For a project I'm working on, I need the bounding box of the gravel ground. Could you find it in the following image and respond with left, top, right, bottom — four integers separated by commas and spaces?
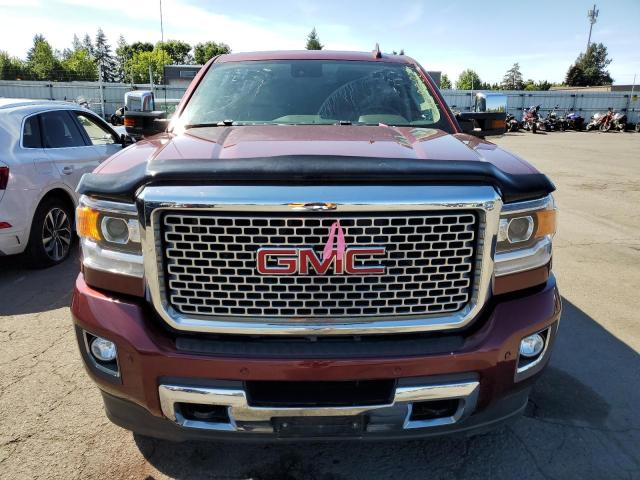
1, 131, 639, 480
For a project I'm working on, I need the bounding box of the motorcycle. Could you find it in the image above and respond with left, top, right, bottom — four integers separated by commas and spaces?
586, 108, 615, 131
611, 112, 627, 132
505, 112, 519, 132
522, 105, 541, 133
541, 105, 562, 132
564, 110, 585, 131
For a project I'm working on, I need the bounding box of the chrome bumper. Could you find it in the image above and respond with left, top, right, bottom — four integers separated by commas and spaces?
159, 380, 479, 434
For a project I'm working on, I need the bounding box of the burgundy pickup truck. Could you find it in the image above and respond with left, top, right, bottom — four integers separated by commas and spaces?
71, 50, 560, 441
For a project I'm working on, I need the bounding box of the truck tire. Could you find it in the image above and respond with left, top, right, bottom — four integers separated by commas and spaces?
25, 197, 74, 268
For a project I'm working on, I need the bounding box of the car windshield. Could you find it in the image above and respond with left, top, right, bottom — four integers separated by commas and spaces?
178, 60, 449, 130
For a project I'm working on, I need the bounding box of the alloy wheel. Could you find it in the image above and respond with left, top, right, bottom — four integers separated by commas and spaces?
42, 207, 72, 261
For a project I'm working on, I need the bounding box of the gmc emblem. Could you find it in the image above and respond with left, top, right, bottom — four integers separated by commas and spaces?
256, 220, 386, 276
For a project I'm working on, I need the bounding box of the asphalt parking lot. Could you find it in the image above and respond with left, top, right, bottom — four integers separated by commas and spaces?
1, 131, 639, 480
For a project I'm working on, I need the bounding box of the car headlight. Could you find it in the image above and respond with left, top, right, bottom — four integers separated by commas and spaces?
76, 195, 143, 278
494, 195, 556, 277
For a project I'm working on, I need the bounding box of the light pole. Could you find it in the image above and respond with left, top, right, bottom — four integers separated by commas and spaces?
586, 4, 599, 51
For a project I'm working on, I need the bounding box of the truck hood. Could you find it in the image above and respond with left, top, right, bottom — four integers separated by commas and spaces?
98, 125, 538, 176
84, 125, 553, 203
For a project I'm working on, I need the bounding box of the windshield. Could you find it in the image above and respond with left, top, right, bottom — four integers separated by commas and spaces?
178, 60, 450, 130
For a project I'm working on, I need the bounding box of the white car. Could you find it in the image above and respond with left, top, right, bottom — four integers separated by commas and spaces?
0, 98, 128, 266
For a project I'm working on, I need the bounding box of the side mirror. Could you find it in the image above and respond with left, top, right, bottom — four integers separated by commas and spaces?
123, 110, 168, 139
456, 93, 507, 137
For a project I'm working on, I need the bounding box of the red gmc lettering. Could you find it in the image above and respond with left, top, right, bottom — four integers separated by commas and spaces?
256, 247, 386, 275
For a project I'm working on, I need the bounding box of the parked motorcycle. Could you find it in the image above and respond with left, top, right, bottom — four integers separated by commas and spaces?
541, 105, 562, 132
586, 108, 615, 131
505, 112, 519, 132
522, 105, 541, 133
564, 110, 585, 131
611, 112, 627, 132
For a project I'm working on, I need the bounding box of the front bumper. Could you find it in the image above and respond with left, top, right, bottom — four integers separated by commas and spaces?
71, 274, 561, 440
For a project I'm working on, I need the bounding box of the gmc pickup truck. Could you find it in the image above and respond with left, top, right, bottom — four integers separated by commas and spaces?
71, 50, 560, 441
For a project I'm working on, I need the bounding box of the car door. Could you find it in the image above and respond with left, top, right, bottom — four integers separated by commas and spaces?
71, 111, 122, 163
41, 110, 97, 191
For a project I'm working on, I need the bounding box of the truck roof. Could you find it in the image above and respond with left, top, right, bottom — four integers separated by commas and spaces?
215, 50, 417, 65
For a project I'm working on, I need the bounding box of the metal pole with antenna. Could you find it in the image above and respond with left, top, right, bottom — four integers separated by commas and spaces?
586, 4, 598, 51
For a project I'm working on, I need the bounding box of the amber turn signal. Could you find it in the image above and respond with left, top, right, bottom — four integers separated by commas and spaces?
534, 208, 556, 238
76, 206, 101, 241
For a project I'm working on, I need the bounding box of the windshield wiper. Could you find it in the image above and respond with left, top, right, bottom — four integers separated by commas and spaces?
184, 119, 235, 129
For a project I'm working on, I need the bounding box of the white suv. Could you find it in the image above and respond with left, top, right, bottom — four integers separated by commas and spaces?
0, 99, 126, 266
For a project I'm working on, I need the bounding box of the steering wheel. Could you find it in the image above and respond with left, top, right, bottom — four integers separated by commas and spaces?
317, 74, 404, 121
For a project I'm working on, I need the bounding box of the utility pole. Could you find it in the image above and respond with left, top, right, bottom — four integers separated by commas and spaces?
98, 61, 105, 119
586, 4, 599, 51
159, 0, 167, 111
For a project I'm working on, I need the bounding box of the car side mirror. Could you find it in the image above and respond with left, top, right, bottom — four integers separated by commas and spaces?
124, 110, 168, 139
456, 93, 507, 137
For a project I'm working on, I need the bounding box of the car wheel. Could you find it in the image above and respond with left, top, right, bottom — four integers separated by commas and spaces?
26, 197, 73, 268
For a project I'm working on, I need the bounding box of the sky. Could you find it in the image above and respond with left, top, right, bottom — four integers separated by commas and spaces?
0, 0, 638, 85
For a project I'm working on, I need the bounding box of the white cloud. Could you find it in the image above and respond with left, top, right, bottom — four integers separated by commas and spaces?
0, 0, 359, 57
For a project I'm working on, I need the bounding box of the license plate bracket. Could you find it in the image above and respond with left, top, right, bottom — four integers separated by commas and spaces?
272, 416, 367, 437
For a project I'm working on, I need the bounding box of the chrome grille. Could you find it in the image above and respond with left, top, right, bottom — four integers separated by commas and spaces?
161, 212, 478, 319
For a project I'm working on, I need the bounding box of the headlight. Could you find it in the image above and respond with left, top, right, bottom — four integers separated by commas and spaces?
494, 195, 556, 276
76, 196, 143, 277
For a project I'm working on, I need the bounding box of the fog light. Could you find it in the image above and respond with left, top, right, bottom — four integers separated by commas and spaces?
90, 337, 117, 362
519, 333, 544, 358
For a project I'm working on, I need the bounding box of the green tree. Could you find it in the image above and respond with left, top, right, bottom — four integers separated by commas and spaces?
94, 28, 117, 81
501, 63, 524, 90
440, 73, 452, 89
157, 40, 192, 64
455, 69, 482, 90
117, 39, 155, 83
0, 50, 28, 80
305, 27, 323, 50
126, 49, 166, 84
71, 34, 83, 52
536, 80, 552, 91
27, 35, 61, 80
61, 47, 96, 81
115, 35, 128, 82
565, 43, 613, 86
82, 33, 94, 57
193, 41, 231, 64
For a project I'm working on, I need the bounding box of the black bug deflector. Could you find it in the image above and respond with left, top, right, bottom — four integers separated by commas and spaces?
77, 155, 555, 204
